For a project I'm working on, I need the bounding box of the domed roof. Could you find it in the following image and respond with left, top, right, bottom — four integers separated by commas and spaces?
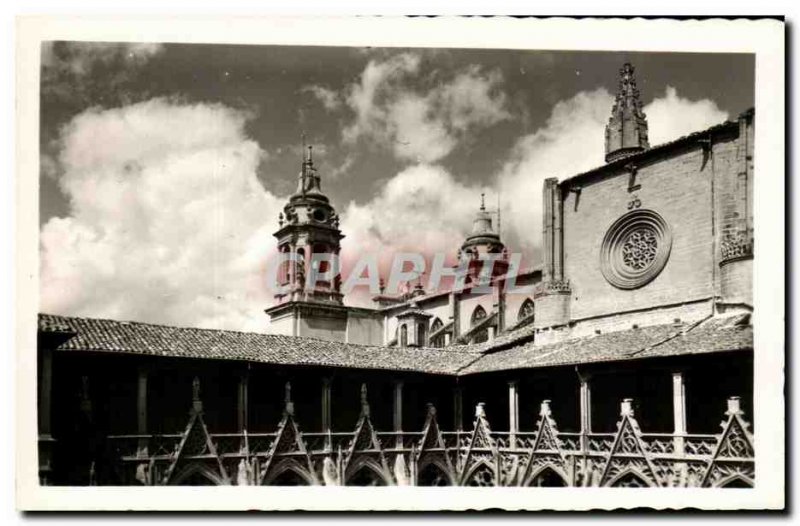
461, 194, 504, 252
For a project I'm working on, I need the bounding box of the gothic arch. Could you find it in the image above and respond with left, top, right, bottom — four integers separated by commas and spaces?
169, 463, 228, 486
471, 305, 487, 324
605, 468, 655, 488
525, 464, 569, 487
429, 318, 445, 348
517, 298, 535, 322
715, 473, 754, 489
462, 459, 496, 487
345, 458, 391, 487
262, 459, 316, 486
470, 305, 489, 344
417, 459, 455, 487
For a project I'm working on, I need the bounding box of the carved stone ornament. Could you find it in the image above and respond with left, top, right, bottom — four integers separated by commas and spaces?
600, 209, 672, 290
720, 231, 753, 263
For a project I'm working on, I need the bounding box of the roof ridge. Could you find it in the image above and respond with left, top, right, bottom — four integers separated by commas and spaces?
38, 312, 484, 354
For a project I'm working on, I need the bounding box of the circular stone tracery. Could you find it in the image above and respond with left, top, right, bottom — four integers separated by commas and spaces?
600, 209, 672, 290
621, 228, 658, 270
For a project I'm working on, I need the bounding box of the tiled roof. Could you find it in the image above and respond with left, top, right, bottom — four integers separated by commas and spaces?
38, 315, 76, 334
38, 314, 482, 376
38, 312, 752, 376
457, 314, 752, 375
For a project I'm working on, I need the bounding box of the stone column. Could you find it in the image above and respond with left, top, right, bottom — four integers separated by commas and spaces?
288, 244, 297, 289
672, 371, 687, 456
488, 325, 496, 342
393, 381, 404, 449
322, 377, 332, 448
542, 178, 556, 282
448, 292, 459, 340
453, 384, 463, 432
508, 380, 519, 449
136, 366, 148, 457
38, 349, 53, 438
38, 348, 55, 485
553, 184, 564, 281
578, 372, 592, 451
237, 370, 249, 432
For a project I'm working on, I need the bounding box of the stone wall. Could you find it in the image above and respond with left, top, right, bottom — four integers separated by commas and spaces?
535, 115, 754, 338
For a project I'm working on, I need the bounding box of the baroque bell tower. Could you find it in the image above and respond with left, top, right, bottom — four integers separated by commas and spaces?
273, 141, 343, 305
605, 62, 650, 163
458, 193, 509, 283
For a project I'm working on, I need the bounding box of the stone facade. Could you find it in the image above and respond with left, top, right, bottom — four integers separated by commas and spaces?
535, 65, 754, 345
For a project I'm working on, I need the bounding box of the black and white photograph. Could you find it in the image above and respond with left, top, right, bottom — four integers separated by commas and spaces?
14, 16, 785, 511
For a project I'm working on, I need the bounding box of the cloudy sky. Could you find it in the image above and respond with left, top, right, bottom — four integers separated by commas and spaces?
38, 42, 754, 331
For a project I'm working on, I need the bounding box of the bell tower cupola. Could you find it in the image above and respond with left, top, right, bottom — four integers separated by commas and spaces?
458, 193, 509, 283
605, 62, 650, 163
272, 139, 344, 305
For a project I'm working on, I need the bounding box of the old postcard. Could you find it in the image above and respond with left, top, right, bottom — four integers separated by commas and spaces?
15, 16, 785, 510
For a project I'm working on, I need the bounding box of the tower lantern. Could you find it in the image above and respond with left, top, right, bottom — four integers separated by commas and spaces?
272, 141, 343, 305
458, 193, 509, 284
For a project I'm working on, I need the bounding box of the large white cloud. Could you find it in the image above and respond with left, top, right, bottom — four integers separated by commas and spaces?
40, 98, 284, 331
339, 164, 485, 304
341, 163, 480, 258
645, 86, 730, 146
340, 54, 510, 163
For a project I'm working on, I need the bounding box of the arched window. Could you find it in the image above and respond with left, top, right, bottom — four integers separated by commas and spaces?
471, 305, 488, 344
278, 245, 290, 285
416, 322, 426, 347
269, 467, 313, 486
295, 248, 306, 287
528, 466, 567, 487
464, 463, 495, 487
399, 324, 408, 347
312, 243, 330, 274
430, 318, 445, 348
418, 463, 452, 486
609, 471, 651, 488
718, 476, 754, 488
517, 298, 535, 322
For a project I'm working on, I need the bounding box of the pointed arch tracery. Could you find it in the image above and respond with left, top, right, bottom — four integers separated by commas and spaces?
463, 459, 496, 487
429, 317, 445, 348
526, 465, 568, 487
606, 468, 654, 488
262, 459, 315, 486
517, 298, 535, 322
417, 459, 455, 487
716, 474, 754, 488
345, 458, 391, 487
170, 463, 227, 486
471, 305, 489, 344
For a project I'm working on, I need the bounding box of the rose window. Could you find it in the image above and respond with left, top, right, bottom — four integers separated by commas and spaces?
600, 209, 672, 290
621, 227, 658, 270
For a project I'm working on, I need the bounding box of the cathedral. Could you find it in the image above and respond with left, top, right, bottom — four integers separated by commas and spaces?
37, 63, 755, 488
